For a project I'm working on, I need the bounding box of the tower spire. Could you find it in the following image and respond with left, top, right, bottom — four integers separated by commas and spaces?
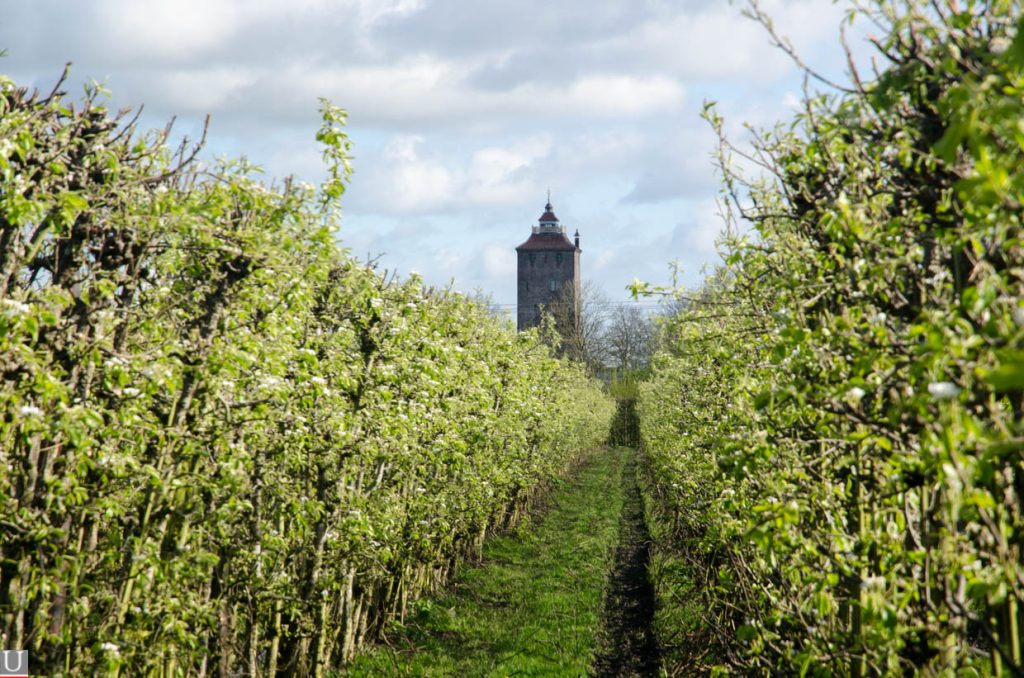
538, 195, 560, 232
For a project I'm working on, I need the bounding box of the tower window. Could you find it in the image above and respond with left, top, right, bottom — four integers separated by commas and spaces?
556, 253, 563, 265
549, 280, 558, 292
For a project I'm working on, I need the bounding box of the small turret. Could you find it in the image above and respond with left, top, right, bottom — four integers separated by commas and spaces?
538, 200, 560, 233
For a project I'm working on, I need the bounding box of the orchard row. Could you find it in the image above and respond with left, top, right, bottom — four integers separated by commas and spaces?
0, 78, 613, 675
638, 2, 1024, 675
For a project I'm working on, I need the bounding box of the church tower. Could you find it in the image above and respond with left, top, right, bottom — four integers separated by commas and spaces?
515, 197, 581, 332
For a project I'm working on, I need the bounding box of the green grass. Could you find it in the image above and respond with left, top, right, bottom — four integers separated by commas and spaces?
344, 448, 629, 677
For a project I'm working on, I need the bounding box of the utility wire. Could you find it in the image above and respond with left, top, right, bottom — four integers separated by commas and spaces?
486, 301, 667, 308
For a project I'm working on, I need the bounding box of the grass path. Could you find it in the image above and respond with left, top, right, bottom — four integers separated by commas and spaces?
592, 451, 659, 677
344, 447, 630, 676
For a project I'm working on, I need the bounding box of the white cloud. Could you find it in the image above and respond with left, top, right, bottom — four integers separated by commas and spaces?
464, 137, 550, 204
1, 0, 868, 303
377, 136, 457, 213
433, 248, 465, 279
351, 134, 551, 214
562, 75, 685, 116
672, 199, 723, 258
592, 250, 616, 272
303, 66, 683, 127
96, 0, 241, 60
482, 243, 516, 277
155, 67, 258, 112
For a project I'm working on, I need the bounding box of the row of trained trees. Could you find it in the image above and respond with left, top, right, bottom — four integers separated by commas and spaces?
638, 1, 1024, 675
0, 73, 614, 675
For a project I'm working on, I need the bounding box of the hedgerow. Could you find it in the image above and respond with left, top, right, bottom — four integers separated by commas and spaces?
638, 2, 1024, 675
0, 73, 613, 675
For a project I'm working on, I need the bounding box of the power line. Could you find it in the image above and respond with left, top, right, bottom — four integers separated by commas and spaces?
486, 301, 667, 308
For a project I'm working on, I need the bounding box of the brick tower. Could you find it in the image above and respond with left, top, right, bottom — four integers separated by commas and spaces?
515, 197, 581, 332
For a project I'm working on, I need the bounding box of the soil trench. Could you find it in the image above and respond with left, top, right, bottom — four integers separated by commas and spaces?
592, 451, 659, 677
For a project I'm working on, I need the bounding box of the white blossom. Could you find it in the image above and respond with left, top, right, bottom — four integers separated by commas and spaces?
2, 298, 31, 315
860, 575, 886, 590
260, 375, 282, 389
928, 381, 960, 401
100, 642, 120, 654
20, 405, 43, 417
846, 386, 866, 403
991, 36, 1012, 54
1013, 306, 1024, 327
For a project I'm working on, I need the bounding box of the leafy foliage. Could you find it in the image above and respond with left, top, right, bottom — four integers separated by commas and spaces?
0, 73, 613, 675
638, 2, 1024, 674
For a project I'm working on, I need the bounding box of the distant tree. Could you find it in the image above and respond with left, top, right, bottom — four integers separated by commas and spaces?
604, 304, 654, 371
542, 279, 609, 372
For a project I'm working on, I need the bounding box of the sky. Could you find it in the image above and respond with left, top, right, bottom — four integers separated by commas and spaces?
0, 0, 869, 312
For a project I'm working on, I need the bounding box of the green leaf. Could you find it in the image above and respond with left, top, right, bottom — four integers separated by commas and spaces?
982, 350, 1024, 391
933, 121, 966, 163
1007, 16, 1024, 68
736, 624, 758, 642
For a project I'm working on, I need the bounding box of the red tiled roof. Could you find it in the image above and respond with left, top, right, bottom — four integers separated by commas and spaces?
515, 232, 578, 251
539, 210, 559, 222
